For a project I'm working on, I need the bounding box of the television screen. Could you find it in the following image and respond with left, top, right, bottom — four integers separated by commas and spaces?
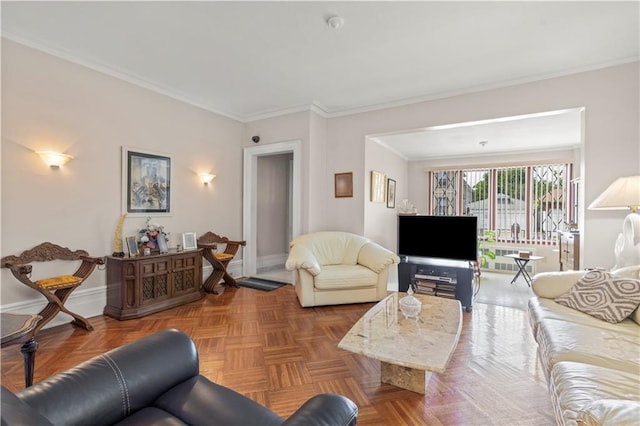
397, 215, 478, 262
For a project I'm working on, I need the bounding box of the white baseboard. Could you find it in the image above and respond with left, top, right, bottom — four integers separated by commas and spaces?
0, 260, 244, 330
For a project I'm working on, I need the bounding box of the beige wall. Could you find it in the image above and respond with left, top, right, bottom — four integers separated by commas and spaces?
325, 63, 639, 269
2, 38, 638, 318
1, 39, 244, 306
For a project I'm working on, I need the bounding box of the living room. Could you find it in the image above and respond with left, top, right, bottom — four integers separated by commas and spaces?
1, 2, 639, 424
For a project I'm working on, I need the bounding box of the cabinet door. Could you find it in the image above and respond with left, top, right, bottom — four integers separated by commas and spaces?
172, 252, 201, 295
139, 258, 172, 305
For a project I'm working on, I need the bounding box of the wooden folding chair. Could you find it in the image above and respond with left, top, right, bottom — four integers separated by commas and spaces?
1, 242, 105, 333
197, 232, 246, 294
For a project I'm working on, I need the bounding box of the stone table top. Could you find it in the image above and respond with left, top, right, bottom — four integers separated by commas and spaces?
338, 292, 462, 373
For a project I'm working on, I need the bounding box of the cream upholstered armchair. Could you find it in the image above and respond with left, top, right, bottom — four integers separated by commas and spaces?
285, 231, 400, 307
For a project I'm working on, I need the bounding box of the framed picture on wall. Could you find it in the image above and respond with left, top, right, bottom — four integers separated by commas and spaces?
387, 178, 396, 208
334, 172, 353, 198
122, 147, 171, 216
370, 171, 386, 203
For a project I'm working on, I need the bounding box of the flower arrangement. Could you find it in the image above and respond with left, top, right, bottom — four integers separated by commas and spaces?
138, 217, 169, 250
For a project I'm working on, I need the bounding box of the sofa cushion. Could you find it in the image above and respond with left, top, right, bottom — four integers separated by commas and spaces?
313, 265, 378, 290
527, 297, 640, 339
154, 376, 283, 426
288, 232, 369, 267
549, 361, 640, 426
554, 270, 640, 323
535, 318, 640, 378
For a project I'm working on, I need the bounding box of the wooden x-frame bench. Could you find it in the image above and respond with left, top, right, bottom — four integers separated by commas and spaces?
1, 242, 105, 334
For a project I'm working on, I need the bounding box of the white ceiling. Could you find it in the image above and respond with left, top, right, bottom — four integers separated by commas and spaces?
2, 1, 638, 159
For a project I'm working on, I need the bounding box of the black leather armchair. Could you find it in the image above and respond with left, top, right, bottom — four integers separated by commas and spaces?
1, 329, 358, 426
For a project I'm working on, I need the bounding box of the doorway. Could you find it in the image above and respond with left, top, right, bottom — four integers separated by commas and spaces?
242, 140, 301, 278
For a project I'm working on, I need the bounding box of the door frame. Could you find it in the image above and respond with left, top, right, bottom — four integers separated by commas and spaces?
243, 140, 301, 277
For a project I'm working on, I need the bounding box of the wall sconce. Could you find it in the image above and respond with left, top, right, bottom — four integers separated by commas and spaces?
199, 173, 216, 185
37, 151, 74, 168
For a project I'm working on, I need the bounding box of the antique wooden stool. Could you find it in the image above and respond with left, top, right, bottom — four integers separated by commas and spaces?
197, 232, 246, 294
1, 242, 105, 333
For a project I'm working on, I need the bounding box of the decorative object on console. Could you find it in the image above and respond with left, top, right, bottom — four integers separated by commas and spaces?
112, 213, 127, 257
554, 269, 640, 323
182, 232, 197, 250
125, 236, 138, 257
36, 151, 73, 168
387, 178, 396, 208
334, 172, 353, 198
370, 170, 386, 203
122, 147, 171, 216
138, 217, 169, 253
588, 175, 640, 269
397, 199, 417, 214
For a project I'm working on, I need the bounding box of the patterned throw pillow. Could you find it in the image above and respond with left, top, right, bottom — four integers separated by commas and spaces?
555, 270, 640, 323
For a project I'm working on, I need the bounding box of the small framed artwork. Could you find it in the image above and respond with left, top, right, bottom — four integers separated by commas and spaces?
387, 178, 396, 208
182, 232, 197, 250
334, 172, 353, 198
370, 171, 386, 203
157, 236, 169, 254
122, 147, 171, 216
125, 236, 139, 257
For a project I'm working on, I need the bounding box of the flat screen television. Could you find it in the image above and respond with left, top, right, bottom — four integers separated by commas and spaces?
397, 215, 478, 262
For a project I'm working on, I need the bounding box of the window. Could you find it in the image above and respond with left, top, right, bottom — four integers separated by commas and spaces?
429, 163, 573, 244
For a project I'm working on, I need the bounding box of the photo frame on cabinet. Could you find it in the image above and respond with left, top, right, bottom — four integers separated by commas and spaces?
122, 147, 171, 216
334, 172, 353, 198
182, 232, 197, 250
386, 178, 396, 208
125, 236, 139, 257
370, 171, 386, 203
157, 236, 169, 254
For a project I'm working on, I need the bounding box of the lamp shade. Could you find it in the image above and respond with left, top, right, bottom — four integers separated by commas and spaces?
588, 176, 640, 212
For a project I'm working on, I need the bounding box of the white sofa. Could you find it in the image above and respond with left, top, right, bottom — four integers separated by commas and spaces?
285, 231, 400, 307
528, 265, 640, 425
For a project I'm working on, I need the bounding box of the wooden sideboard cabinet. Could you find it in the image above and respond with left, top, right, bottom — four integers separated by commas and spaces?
104, 249, 204, 320
559, 231, 580, 271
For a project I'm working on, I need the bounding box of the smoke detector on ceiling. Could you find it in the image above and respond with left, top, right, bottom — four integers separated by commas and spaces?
327, 16, 345, 30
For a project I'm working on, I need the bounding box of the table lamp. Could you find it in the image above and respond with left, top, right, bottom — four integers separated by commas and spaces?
588, 175, 640, 269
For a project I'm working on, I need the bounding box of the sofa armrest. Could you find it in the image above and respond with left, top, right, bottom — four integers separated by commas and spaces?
285, 245, 321, 276
1, 386, 53, 426
357, 243, 400, 274
531, 271, 587, 298
281, 394, 358, 426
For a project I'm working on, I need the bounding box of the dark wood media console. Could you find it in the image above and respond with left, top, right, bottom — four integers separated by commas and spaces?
398, 257, 474, 312
104, 249, 204, 320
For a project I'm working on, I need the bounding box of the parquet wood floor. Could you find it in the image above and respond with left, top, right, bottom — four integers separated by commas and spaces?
1, 285, 555, 425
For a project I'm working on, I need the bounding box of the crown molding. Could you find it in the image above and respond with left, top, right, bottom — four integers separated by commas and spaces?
2, 33, 244, 122
4, 32, 638, 124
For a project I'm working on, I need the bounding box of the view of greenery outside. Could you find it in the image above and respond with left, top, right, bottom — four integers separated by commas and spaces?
432, 164, 571, 243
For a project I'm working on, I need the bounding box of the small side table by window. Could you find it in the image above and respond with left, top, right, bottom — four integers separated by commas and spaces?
1, 313, 42, 387
504, 253, 544, 287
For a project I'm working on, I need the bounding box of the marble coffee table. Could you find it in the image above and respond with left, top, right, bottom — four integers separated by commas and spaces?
338, 292, 462, 394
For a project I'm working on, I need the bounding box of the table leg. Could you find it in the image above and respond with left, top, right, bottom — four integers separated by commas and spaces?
511, 259, 531, 285
380, 361, 431, 394
20, 337, 38, 387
